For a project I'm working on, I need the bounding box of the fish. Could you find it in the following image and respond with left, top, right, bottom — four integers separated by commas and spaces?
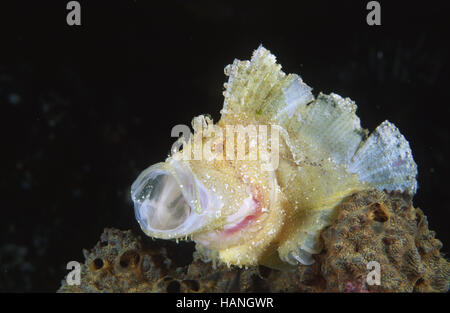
130, 46, 417, 269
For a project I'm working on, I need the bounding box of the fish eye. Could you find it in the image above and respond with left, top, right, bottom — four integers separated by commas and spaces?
133, 172, 191, 231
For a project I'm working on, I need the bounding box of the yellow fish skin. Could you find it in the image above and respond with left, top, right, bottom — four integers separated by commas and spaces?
131, 46, 417, 268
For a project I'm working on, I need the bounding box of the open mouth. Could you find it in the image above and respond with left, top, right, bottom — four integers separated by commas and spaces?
134, 171, 191, 231
131, 160, 222, 238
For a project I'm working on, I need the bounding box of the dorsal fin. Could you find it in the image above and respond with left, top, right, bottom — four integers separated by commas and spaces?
220, 45, 313, 124
219, 45, 418, 195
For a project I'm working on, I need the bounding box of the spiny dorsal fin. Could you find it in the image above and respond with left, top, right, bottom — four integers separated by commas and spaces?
219, 45, 418, 195
221, 45, 313, 124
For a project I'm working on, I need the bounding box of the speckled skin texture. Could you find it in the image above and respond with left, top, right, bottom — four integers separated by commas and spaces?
58, 190, 449, 293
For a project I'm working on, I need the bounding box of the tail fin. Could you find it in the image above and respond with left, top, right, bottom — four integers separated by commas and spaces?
347, 121, 418, 194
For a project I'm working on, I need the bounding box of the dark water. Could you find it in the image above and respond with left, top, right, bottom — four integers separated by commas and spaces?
1, 1, 449, 291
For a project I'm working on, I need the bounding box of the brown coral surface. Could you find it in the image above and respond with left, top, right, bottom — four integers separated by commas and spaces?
58, 190, 449, 293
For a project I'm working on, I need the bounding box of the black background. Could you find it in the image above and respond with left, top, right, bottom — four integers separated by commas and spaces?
0, 0, 449, 292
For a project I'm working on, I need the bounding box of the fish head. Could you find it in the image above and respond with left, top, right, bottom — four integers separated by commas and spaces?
131, 147, 283, 261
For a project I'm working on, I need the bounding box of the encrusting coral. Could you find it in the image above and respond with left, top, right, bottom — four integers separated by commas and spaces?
58, 190, 449, 293
318, 190, 449, 292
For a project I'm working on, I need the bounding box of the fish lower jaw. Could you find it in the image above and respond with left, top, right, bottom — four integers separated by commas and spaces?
192, 195, 263, 249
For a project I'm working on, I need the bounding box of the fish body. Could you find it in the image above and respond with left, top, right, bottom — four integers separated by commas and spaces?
131, 46, 417, 268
